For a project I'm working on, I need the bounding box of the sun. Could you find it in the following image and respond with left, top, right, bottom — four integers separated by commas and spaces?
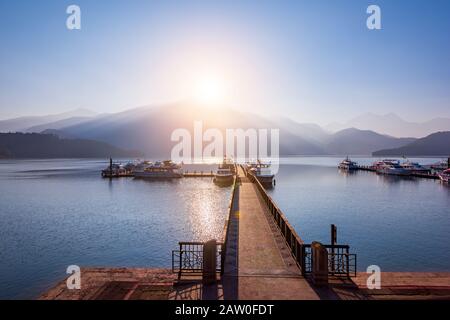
193, 76, 226, 105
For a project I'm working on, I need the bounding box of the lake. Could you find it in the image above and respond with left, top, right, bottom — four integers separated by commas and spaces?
0, 157, 449, 299
0, 159, 231, 299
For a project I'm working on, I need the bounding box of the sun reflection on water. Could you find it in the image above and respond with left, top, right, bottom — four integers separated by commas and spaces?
182, 179, 231, 241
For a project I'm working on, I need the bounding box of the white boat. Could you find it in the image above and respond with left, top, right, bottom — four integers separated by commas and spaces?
338, 157, 358, 170
400, 160, 430, 174
249, 161, 275, 187
213, 168, 234, 186
376, 159, 410, 176
101, 158, 131, 178
430, 158, 450, 171
438, 169, 450, 183
101, 163, 129, 178
219, 157, 236, 174
133, 160, 182, 179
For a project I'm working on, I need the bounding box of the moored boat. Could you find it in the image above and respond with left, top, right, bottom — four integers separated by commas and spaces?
338, 157, 358, 170
430, 158, 450, 171
376, 159, 410, 176
214, 157, 235, 186
133, 160, 182, 179
438, 169, 450, 183
249, 160, 275, 188
219, 157, 236, 174
400, 160, 430, 174
101, 158, 132, 178
213, 168, 234, 186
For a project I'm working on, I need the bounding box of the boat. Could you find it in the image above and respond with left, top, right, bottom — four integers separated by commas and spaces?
219, 157, 236, 174
133, 160, 182, 179
338, 157, 358, 170
438, 169, 450, 183
101, 163, 130, 178
213, 157, 235, 186
249, 160, 275, 187
430, 158, 450, 171
400, 160, 430, 174
376, 159, 410, 176
101, 158, 132, 178
213, 168, 234, 186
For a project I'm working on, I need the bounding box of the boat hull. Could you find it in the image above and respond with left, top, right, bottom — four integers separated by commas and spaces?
338, 164, 357, 171
438, 174, 450, 183
377, 168, 410, 176
256, 175, 275, 188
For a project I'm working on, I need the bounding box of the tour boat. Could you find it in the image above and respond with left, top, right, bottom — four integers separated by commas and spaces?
399, 160, 430, 174
430, 158, 450, 171
133, 160, 182, 179
213, 168, 234, 186
101, 163, 129, 178
376, 159, 410, 176
249, 161, 275, 187
438, 169, 450, 183
219, 157, 236, 174
338, 157, 358, 170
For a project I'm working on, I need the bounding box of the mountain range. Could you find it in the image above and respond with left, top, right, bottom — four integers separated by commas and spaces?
0, 103, 449, 157
0, 108, 98, 133
373, 132, 450, 156
326, 112, 450, 138
0, 133, 141, 159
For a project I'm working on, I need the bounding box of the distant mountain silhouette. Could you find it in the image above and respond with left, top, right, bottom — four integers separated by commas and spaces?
0, 108, 97, 133
54, 102, 328, 157
326, 112, 450, 138
3, 103, 446, 157
0, 133, 142, 158
25, 116, 94, 133
373, 131, 450, 156
325, 128, 416, 155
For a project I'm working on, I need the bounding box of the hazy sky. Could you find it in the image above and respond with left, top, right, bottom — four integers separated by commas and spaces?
0, 0, 449, 124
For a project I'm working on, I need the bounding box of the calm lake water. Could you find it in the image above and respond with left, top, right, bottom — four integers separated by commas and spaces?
0, 159, 230, 299
0, 157, 449, 299
268, 157, 450, 274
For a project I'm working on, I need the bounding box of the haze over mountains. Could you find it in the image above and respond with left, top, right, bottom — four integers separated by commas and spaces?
326, 112, 450, 138
0, 108, 98, 133
1, 103, 449, 157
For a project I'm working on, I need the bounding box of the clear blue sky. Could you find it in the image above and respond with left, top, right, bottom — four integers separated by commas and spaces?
0, 0, 449, 124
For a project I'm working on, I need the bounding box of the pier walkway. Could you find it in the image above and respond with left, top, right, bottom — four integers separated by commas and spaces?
222, 166, 319, 299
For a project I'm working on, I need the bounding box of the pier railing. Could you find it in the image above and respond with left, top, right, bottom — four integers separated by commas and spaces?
172, 241, 223, 279
243, 165, 357, 278
172, 169, 238, 279
243, 165, 307, 272
302, 244, 357, 277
